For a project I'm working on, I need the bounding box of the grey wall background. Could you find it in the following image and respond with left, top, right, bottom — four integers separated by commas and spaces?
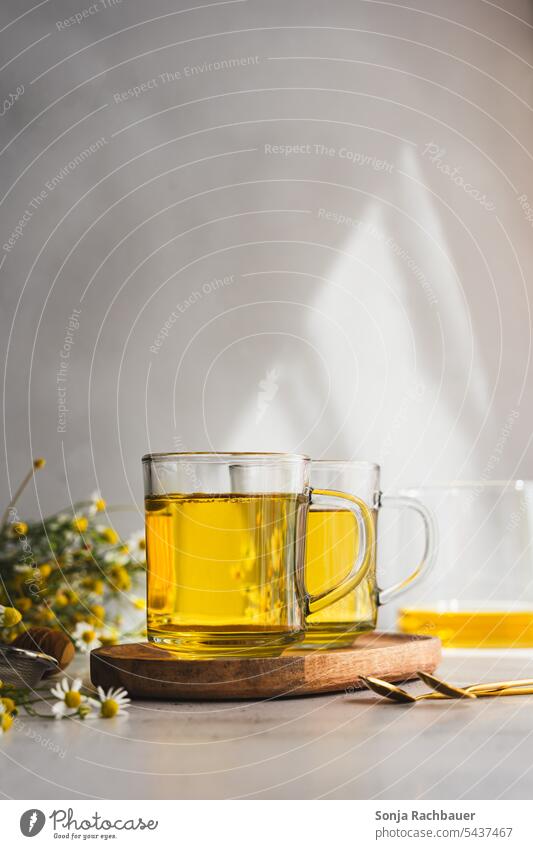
1, 0, 533, 539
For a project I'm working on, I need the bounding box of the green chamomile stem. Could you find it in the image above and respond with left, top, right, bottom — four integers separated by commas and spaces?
0, 467, 36, 531
22, 707, 52, 718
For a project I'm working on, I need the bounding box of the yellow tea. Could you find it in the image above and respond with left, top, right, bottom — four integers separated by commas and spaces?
146, 492, 308, 656
398, 607, 533, 648
304, 507, 378, 647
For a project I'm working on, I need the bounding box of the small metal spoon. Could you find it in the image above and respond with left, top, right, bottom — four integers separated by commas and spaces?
416, 670, 477, 699
360, 676, 447, 703
0, 643, 59, 687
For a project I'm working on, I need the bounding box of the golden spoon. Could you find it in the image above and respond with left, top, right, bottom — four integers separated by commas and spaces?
416, 671, 477, 699
360, 676, 451, 703
360, 674, 533, 705
417, 672, 533, 697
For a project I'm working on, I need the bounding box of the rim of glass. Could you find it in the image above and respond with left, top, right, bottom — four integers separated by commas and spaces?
142, 451, 310, 463
311, 459, 380, 471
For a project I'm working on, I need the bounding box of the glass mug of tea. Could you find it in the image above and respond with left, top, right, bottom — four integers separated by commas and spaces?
304, 461, 437, 648
143, 452, 375, 657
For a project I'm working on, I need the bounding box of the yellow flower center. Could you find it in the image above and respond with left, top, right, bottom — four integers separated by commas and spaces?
101, 699, 119, 718
2, 607, 22, 627
102, 528, 118, 544
1, 713, 13, 733
82, 629, 96, 643
64, 690, 81, 709
1, 697, 16, 714
95, 498, 106, 512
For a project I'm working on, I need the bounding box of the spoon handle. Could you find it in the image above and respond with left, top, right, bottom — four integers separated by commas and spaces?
467, 679, 533, 693
474, 686, 533, 698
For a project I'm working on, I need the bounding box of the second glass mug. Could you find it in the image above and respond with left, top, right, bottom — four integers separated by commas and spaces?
304, 461, 438, 648
143, 452, 375, 657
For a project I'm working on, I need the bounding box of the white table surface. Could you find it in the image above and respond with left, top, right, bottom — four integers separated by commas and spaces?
2, 650, 533, 800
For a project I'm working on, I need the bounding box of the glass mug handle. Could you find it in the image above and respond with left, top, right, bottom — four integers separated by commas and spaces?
305, 488, 376, 615
377, 494, 437, 605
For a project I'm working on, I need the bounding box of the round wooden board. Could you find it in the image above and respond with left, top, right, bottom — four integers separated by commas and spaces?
90, 632, 441, 700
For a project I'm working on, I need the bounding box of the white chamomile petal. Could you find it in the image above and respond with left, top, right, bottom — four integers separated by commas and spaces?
51, 702, 67, 719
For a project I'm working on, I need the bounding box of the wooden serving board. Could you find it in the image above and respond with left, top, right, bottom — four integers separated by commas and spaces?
90, 632, 441, 700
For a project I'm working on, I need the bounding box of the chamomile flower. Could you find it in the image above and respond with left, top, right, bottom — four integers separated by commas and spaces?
88, 491, 106, 516
50, 677, 86, 719
71, 516, 88, 534
0, 604, 22, 628
89, 686, 130, 718
97, 526, 119, 546
0, 703, 13, 734
72, 621, 101, 653
126, 531, 146, 562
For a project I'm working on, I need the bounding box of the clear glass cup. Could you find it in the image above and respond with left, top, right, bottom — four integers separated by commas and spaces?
397, 481, 533, 648
304, 461, 437, 648
143, 452, 375, 657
